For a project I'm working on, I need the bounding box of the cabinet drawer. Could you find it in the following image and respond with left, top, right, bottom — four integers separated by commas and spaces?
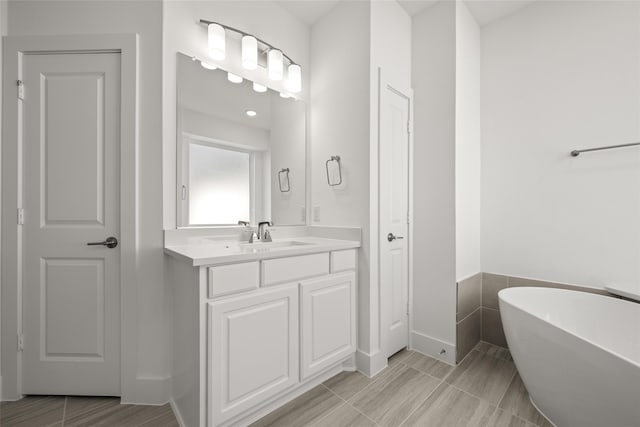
208, 262, 259, 298
262, 253, 329, 286
330, 249, 357, 273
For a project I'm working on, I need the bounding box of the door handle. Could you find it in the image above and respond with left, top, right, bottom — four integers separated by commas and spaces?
87, 236, 118, 249
387, 233, 404, 242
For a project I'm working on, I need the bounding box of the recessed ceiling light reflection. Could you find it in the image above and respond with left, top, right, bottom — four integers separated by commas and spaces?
245, 110, 257, 117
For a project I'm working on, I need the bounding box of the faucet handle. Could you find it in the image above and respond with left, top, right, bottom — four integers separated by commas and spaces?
238, 220, 250, 227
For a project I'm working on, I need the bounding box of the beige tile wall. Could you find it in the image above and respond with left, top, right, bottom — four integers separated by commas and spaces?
456, 273, 481, 362
456, 272, 610, 363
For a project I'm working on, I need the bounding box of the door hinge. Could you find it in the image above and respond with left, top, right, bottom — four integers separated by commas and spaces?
18, 333, 24, 351
17, 208, 24, 225
17, 80, 24, 100
406, 211, 410, 225
181, 185, 187, 201
406, 303, 410, 316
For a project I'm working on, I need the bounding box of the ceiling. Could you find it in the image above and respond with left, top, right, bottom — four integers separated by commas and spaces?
275, 0, 537, 27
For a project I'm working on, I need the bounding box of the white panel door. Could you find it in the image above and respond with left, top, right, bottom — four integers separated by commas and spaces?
208, 285, 299, 425
300, 272, 356, 380
380, 83, 411, 357
22, 53, 121, 395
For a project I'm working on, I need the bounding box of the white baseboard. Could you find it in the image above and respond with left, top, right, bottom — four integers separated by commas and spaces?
121, 376, 171, 405
169, 398, 187, 427
355, 349, 387, 378
411, 330, 456, 365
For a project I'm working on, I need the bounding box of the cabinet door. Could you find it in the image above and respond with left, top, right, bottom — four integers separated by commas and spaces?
208, 284, 299, 425
300, 272, 356, 380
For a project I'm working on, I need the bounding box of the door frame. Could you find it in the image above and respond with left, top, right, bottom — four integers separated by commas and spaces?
377, 71, 414, 363
1, 34, 138, 401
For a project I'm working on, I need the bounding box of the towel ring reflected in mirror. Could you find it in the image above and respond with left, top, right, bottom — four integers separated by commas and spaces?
326, 155, 342, 186
278, 168, 291, 192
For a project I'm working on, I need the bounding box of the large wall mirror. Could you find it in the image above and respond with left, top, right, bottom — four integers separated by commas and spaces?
176, 52, 306, 227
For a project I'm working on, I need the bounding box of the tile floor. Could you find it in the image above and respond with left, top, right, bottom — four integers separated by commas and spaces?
251, 342, 553, 427
0, 342, 551, 427
0, 395, 178, 427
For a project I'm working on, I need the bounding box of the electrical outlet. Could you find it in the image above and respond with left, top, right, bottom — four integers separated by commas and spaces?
313, 205, 320, 222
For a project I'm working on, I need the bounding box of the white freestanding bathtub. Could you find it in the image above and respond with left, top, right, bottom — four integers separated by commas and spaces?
499, 287, 640, 427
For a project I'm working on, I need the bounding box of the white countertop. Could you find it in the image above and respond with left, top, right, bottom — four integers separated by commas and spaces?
164, 236, 360, 266
605, 284, 640, 302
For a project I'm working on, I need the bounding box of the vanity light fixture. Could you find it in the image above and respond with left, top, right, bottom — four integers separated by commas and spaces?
287, 64, 301, 93
245, 109, 257, 117
280, 92, 291, 99
252, 82, 267, 93
200, 19, 302, 93
242, 35, 258, 70
200, 61, 217, 70
207, 23, 226, 60
268, 49, 284, 81
227, 72, 243, 84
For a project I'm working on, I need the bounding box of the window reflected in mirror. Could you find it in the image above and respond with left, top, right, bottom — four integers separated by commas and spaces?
176, 52, 306, 227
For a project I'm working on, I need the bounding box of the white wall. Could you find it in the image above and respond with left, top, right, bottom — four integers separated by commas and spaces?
5, 0, 166, 402
310, 0, 374, 366
455, 2, 481, 281
411, 1, 457, 360
163, 1, 310, 230
482, 1, 640, 290
0, 0, 7, 399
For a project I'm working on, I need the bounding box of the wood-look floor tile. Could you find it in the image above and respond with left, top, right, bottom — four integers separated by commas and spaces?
323, 371, 372, 400
0, 396, 65, 427
388, 348, 414, 366
486, 409, 539, 427
64, 397, 176, 427
498, 374, 553, 427
475, 341, 512, 361
405, 351, 454, 379
250, 385, 342, 427
351, 366, 440, 427
400, 383, 495, 427
444, 350, 516, 405
312, 404, 376, 427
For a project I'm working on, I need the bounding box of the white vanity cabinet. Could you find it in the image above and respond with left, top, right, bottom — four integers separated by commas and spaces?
300, 272, 356, 380
167, 245, 358, 427
208, 284, 299, 425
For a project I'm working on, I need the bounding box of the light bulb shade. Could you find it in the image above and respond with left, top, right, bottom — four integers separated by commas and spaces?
200, 61, 217, 70
287, 64, 302, 93
208, 24, 226, 61
242, 36, 258, 70
268, 49, 284, 81
253, 82, 267, 93
227, 72, 243, 84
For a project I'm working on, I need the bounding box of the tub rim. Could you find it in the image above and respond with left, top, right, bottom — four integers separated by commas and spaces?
498, 286, 640, 369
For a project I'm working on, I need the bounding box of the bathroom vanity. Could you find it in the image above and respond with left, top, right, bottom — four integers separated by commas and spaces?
165, 234, 359, 427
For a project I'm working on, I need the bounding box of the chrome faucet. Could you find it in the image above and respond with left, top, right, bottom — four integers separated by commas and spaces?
258, 221, 273, 242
